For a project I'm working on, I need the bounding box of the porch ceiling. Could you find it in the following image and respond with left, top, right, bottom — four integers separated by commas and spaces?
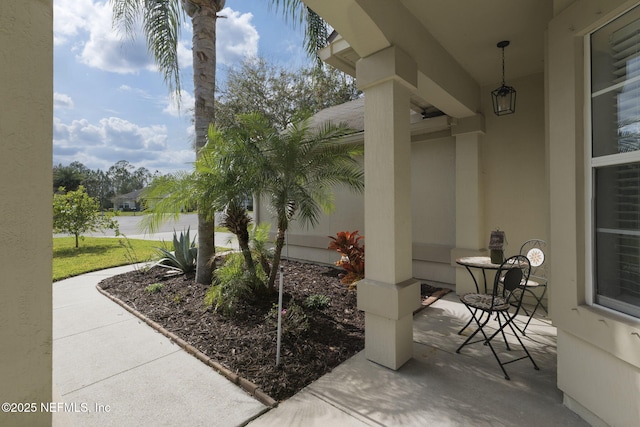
401, 0, 552, 87
310, 0, 553, 115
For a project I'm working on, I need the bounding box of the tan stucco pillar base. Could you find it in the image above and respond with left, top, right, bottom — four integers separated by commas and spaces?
358, 278, 420, 370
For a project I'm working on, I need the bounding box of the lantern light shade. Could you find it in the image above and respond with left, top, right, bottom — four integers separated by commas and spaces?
491, 84, 516, 116
491, 40, 516, 116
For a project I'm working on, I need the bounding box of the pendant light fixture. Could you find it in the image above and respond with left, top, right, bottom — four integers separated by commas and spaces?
491, 40, 516, 116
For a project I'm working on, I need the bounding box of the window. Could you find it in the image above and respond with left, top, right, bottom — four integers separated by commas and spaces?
591, 6, 640, 318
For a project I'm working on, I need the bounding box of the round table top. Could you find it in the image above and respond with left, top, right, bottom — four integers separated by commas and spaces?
456, 256, 502, 269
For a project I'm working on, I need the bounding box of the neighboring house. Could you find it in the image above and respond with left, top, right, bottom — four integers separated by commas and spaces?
112, 188, 145, 211
260, 1, 640, 425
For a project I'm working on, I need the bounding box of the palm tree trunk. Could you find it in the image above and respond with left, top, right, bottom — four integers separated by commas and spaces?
196, 212, 215, 284
191, 4, 218, 284
267, 227, 286, 291
237, 226, 257, 278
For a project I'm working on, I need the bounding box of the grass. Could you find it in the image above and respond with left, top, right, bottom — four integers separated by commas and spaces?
53, 236, 233, 282
53, 237, 165, 282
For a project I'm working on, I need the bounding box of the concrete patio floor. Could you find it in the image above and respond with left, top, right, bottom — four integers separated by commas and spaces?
249, 291, 590, 427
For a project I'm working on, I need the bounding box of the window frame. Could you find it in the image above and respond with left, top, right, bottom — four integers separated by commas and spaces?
587, 5, 640, 319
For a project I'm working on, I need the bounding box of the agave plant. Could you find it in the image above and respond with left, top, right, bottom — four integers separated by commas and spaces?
155, 228, 198, 274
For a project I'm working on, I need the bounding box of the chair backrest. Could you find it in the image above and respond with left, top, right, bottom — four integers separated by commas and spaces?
519, 239, 547, 284
494, 255, 531, 312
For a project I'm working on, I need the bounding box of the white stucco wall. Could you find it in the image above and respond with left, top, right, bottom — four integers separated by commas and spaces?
0, 1, 53, 426
549, 0, 640, 425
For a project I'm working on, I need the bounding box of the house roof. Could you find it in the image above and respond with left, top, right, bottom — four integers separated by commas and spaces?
307, 96, 452, 141
308, 97, 366, 132
114, 188, 145, 200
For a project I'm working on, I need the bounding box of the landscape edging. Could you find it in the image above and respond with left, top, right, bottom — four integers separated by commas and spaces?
95, 285, 279, 409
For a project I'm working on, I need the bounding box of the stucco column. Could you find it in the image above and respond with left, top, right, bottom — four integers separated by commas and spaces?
451, 116, 486, 294
355, 46, 420, 370
0, 1, 53, 426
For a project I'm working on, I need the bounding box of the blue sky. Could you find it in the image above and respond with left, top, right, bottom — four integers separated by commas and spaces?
53, 0, 309, 175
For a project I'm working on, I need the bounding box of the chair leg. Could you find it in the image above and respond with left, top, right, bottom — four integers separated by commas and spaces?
495, 313, 511, 351
456, 306, 492, 353
480, 313, 540, 379
485, 338, 511, 380
519, 286, 547, 334
505, 320, 540, 371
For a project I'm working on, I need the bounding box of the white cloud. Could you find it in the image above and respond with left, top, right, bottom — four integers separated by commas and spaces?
54, 92, 74, 109
78, 2, 154, 74
163, 90, 195, 118
118, 85, 153, 99
217, 8, 260, 66
54, 1, 259, 76
53, 116, 181, 172
53, 0, 99, 46
54, 0, 155, 74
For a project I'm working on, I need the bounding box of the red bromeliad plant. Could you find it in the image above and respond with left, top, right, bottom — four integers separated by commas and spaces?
328, 230, 365, 286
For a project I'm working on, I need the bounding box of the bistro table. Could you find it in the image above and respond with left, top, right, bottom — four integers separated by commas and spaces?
455, 256, 505, 294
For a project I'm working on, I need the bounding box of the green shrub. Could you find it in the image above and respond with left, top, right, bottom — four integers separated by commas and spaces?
204, 252, 266, 315
267, 301, 309, 340
250, 223, 274, 276
154, 228, 197, 274
304, 294, 330, 310
145, 283, 164, 293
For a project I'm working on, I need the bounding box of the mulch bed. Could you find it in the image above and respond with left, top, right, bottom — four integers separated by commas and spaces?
97, 259, 446, 402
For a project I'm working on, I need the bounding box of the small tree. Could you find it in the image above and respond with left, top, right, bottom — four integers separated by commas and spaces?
53, 186, 119, 248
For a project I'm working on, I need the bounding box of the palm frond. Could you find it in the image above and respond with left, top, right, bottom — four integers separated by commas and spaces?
267, 0, 305, 25
142, 0, 183, 96
111, 0, 142, 37
111, 0, 183, 100
140, 171, 196, 233
267, 1, 329, 64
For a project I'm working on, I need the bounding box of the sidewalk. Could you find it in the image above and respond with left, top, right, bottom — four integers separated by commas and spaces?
52, 266, 267, 426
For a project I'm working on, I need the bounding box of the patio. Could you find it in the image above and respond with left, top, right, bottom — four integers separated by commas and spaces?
249, 289, 589, 426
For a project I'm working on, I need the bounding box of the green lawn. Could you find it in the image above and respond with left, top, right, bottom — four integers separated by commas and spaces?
53, 236, 233, 282
53, 237, 167, 281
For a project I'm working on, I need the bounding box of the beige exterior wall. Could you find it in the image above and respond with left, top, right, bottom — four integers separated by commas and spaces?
480, 73, 549, 253
549, 0, 640, 425
257, 130, 458, 284
0, 1, 53, 426
262, 72, 548, 289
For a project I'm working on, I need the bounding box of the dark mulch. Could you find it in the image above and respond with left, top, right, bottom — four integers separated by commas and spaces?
97, 259, 444, 402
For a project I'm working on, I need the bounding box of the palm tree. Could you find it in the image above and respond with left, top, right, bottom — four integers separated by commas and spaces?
111, 0, 225, 284
258, 118, 364, 291
143, 114, 364, 293
111, 0, 329, 284
141, 120, 264, 280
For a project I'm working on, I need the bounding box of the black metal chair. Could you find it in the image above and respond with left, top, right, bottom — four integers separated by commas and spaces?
517, 239, 548, 334
456, 254, 539, 380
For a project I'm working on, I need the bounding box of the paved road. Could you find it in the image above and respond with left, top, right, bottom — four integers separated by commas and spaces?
104, 213, 200, 239
55, 213, 240, 249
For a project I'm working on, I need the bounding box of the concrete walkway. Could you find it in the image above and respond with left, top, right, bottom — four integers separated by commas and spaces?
53, 266, 267, 426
